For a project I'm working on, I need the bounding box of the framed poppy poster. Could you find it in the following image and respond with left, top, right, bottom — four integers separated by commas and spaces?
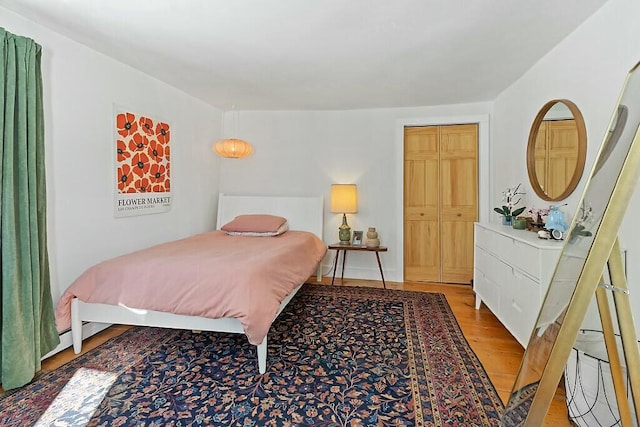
114, 107, 172, 217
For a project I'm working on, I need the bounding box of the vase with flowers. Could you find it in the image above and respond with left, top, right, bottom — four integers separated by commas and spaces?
494, 183, 526, 226
527, 206, 549, 231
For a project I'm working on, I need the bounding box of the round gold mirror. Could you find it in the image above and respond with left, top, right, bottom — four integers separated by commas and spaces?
526, 99, 587, 201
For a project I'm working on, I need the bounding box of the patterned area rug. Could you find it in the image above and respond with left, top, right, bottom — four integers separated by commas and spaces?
0, 284, 504, 426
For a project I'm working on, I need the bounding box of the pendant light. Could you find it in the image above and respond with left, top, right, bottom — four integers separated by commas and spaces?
213, 107, 253, 159
214, 138, 253, 159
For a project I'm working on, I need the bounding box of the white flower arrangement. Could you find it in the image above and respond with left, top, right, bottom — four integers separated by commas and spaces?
494, 183, 526, 217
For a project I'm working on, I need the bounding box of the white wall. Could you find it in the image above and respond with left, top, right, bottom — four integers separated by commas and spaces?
493, 0, 639, 217
492, 0, 640, 331
220, 103, 492, 282
1, 9, 222, 307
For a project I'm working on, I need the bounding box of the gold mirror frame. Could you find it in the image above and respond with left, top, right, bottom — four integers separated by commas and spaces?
526, 99, 587, 201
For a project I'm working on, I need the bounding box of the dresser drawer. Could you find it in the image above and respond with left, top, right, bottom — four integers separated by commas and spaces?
502, 267, 540, 346
480, 227, 507, 257
475, 225, 492, 252
474, 245, 492, 277
503, 238, 541, 280
477, 246, 513, 286
474, 268, 500, 314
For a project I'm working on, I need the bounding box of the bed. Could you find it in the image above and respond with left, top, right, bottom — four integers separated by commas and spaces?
56, 193, 326, 374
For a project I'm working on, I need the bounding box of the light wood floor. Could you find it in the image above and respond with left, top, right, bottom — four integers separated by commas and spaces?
38, 278, 570, 426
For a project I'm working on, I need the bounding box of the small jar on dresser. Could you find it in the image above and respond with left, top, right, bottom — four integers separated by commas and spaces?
473, 222, 563, 347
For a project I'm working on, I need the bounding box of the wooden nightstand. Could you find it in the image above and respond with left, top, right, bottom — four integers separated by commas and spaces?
327, 243, 388, 288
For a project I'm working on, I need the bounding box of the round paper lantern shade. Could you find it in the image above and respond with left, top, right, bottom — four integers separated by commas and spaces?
213, 138, 253, 159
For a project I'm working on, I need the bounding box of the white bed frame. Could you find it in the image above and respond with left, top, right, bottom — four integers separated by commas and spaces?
71, 193, 324, 374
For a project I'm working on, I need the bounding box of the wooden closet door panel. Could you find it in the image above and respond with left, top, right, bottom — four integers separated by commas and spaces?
404, 126, 439, 159
404, 126, 440, 282
535, 122, 548, 193
404, 219, 440, 281
547, 120, 579, 199
404, 159, 439, 221
440, 220, 475, 283
439, 124, 478, 284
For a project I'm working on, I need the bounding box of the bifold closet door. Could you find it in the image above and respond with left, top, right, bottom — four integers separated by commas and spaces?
404, 124, 478, 284
439, 124, 478, 283
404, 126, 440, 282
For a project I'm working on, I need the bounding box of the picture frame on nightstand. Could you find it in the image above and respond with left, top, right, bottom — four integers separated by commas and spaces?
352, 230, 363, 245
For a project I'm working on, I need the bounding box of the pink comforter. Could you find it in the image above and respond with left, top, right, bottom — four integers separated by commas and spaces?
55, 231, 327, 345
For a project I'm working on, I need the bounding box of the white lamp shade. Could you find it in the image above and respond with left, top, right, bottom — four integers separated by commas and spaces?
213, 138, 253, 159
331, 184, 358, 213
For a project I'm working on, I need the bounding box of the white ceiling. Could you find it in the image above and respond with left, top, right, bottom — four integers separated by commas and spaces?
1, 0, 608, 111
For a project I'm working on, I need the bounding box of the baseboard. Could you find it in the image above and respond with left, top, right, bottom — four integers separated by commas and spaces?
321, 262, 395, 282
42, 322, 112, 360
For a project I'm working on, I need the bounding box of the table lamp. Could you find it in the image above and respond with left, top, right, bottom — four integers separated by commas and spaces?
331, 184, 357, 245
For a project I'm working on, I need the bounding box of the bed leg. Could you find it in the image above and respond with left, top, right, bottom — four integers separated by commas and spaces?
257, 338, 267, 374
71, 298, 83, 354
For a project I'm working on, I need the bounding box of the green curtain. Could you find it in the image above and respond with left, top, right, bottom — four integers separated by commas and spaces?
0, 27, 59, 390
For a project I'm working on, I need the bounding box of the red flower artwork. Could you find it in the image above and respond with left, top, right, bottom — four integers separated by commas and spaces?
148, 139, 165, 163
117, 140, 131, 162
117, 164, 133, 191
156, 122, 170, 144
116, 113, 138, 138
150, 164, 166, 183
115, 110, 170, 202
129, 132, 149, 152
131, 152, 150, 178
133, 177, 150, 193
139, 116, 155, 136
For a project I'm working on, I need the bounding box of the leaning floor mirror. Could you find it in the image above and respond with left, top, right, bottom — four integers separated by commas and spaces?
501, 61, 640, 426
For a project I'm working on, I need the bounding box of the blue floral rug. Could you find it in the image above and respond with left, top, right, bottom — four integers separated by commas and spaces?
0, 284, 504, 426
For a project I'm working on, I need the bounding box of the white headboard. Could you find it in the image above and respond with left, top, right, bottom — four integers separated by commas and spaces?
216, 193, 324, 239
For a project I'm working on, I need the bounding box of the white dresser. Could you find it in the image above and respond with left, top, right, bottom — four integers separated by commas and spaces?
474, 222, 563, 347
